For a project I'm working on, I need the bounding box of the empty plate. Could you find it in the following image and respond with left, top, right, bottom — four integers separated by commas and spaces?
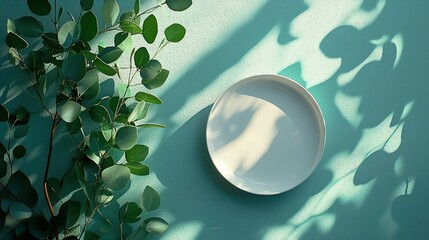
206, 74, 325, 195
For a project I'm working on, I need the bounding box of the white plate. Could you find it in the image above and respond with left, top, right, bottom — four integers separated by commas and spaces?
206, 74, 326, 195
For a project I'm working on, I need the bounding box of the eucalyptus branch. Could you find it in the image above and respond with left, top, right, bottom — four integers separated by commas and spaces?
135, 2, 166, 19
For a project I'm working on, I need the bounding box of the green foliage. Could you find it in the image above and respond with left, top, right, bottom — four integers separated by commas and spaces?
1, 0, 192, 238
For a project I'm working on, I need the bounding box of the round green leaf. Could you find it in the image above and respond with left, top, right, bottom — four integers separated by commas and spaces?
146, 218, 168, 234
125, 144, 149, 162
15, 16, 44, 38
94, 58, 117, 76
8, 171, 38, 207
142, 14, 157, 44
114, 32, 129, 46
128, 101, 146, 122
0, 104, 9, 122
115, 126, 137, 150
135, 92, 162, 104
80, 11, 98, 42
27, 0, 51, 16
62, 52, 86, 81
165, 23, 186, 43
80, 0, 94, 10
14, 125, 29, 138
6, 32, 28, 50
134, 47, 149, 69
77, 69, 99, 93
81, 81, 100, 100
142, 185, 160, 212
142, 69, 169, 89
120, 202, 142, 223
58, 21, 79, 48
99, 46, 123, 64
66, 117, 82, 134
119, 20, 141, 34
102, 0, 120, 26
9, 202, 32, 220
42, 33, 63, 54
102, 165, 130, 191
57, 100, 81, 123
140, 59, 162, 80
13, 145, 26, 159
166, 0, 192, 11
115, 114, 128, 124
127, 162, 149, 176
89, 105, 109, 123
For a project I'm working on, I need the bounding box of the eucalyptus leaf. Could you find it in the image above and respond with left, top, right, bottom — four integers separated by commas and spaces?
134, 0, 140, 14
60, 201, 81, 228
134, 47, 149, 69
13, 145, 26, 159
96, 190, 114, 204
102, 165, 130, 191
115, 114, 129, 124
128, 101, 146, 122
115, 126, 137, 150
142, 69, 169, 89
81, 81, 100, 100
119, 20, 142, 34
0, 104, 9, 122
99, 47, 123, 64
89, 105, 110, 123
109, 96, 128, 113
80, 0, 94, 10
127, 162, 149, 176
80, 11, 98, 42
135, 92, 162, 104
42, 33, 64, 54
15, 16, 44, 38
14, 125, 29, 138
6, 32, 28, 50
8, 171, 38, 207
140, 59, 162, 80
114, 32, 129, 47
58, 21, 80, 48
57, 100, 81, 123
120, 11, 135, 21
27, 0, 51, 16
145, 217, 168, 234
102, 0, 120, 26
77, 69, 99, 95
66, 117, 82, 135
94, 58, 117, 76
120, 202, 142, 223
8, 48, 21, 66
142, 14, 157, 44
141, 186, 160, 212
125, 144, 149, 162
9, 202, 32, 221
101, 124, 113, 141
62, 52, 86, 81
165, 23, 186, 42
7, 19, 15, 33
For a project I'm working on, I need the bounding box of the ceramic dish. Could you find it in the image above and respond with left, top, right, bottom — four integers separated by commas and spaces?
206, 74, 325, 195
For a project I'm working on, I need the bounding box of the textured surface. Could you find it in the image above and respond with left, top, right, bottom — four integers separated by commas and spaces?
1, 0, 429, 239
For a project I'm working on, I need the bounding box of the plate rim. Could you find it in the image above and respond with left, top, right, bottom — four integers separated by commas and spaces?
206, 74, 326, 195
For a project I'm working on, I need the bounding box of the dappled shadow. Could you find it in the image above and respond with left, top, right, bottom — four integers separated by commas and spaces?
274, 0, 429, 239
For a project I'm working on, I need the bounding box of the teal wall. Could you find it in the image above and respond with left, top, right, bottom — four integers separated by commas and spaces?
1, 0, 429, 239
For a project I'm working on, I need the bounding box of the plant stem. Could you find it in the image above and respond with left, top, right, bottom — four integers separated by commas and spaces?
43, 112, 60, 240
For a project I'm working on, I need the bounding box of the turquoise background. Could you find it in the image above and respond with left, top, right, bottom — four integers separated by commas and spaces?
1, 0, 429, 239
